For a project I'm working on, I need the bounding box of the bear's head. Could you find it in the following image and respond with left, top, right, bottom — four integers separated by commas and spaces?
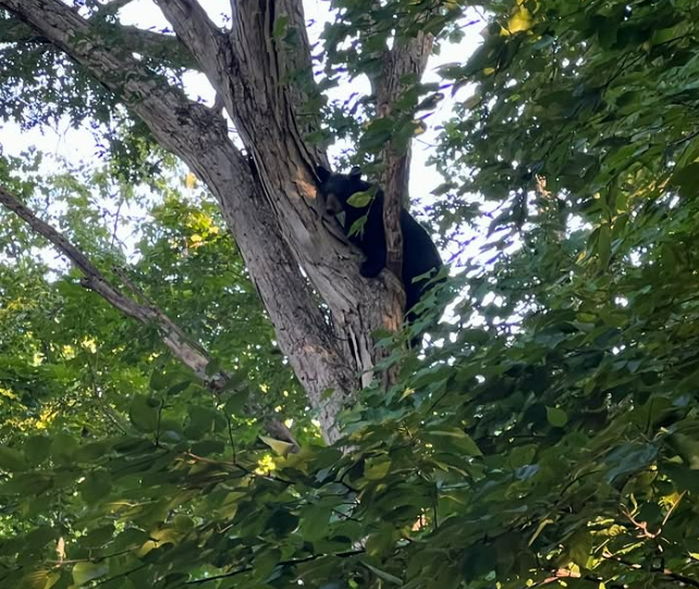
316, 166, 370, 215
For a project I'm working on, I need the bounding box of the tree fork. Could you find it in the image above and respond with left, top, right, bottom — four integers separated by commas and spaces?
0, 0, 433, 440
0, 0, 359, 441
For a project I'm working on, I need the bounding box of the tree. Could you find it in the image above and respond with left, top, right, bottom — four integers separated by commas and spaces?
0, 0, 442, 442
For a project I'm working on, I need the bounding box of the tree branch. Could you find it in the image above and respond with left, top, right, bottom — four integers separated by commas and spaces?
114, 26, 196, 69
152, 0, 226, 76
376, 32, 434, 280
0, 14, 196, 70
607, 555, 699, 588
155, 0, 324, 175
0, 184, 208, 375
0, 184, 298, 448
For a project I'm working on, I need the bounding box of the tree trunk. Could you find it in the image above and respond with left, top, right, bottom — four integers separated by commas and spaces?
0, 0, 431, 442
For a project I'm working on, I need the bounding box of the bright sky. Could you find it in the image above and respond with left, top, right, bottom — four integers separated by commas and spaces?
1, 1, 483, 266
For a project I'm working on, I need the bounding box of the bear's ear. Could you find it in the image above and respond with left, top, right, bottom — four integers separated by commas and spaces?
349, 166, 363, 179
316, 166, 331, 182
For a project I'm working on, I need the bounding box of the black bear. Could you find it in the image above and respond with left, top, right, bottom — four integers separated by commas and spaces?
316, 165, 442, 341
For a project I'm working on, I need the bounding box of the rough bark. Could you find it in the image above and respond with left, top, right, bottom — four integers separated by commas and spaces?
0, 0, 432, 442
153, 0, 402, 379
0, 185, 297, 448
374, 32, 434, 281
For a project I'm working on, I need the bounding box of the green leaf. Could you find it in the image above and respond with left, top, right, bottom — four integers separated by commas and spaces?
72, 562, 108, 585
80, 470, 111, 505
19, 570, 59, 589
273, 14, 289, 39
24, 525, 58, 552
82, 524, 116, 548
667, 433, 699, 469
0, 472, 53, 496
347, 191, 373, 208
363, 456, 391, 480
662, 463, 699, 492
74, 440, 110, 463
23, 436, 51, 465
51, 433, 78, 465
267, 509, 299, 536
546, 406, 568, 428
566, 530, 592, 567
0, 446, 27, 471
190, 439, 225, 456
259, 435, 295, 456
361, 561, 402, 585
365, 526, 395, 557
604, 443, 658, 484
423, 428, 482, 456
298, 504, 332, 541
597, 224, 611, 269
670, 162, 699, 198
348, 215, 367, 237
224, 387, 249, 414
462, 543, 497, 582
129, 395, 160, 433
185, 405, 219, 439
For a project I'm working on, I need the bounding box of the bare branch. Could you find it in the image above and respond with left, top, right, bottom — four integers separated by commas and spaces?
0, 184, 298, 449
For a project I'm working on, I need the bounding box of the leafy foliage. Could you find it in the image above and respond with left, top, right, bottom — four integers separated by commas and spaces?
1, 0, 699, 588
